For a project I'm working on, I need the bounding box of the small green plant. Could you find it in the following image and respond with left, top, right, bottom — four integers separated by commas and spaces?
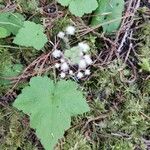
13, 76, 90, 150
0, 12, 47, 50
91, 0, 124, 32
52, 25, 93, 79
0, 1, 149, 149
58, 0, 124, 32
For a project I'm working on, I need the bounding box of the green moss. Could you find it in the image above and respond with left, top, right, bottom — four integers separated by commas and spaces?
81, 59, 150, 149
102, 138, 135, 150
61, 130, 91, 150
16, 0, 39, 13
138, 23, 150, 72
0, 49, 23, 94
0, 105, 37, 150
0, 49, 12, 71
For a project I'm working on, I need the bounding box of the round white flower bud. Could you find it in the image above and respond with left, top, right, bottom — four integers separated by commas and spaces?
61, 62, 69, 72
52, 49, 62, 58
77, 72, 84, 79
69, 70, 74, 75
60, 72, 66, 78
57, 31, 65, 39
84, 55, 93, 65
78, 42, 90, 52
65, 25, 76, 35
78, 59, 87, 69
85, 69, 91, 75
54, 63, 60, 68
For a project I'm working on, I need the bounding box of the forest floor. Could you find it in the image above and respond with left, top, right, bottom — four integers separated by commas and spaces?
0, 0, 150, 150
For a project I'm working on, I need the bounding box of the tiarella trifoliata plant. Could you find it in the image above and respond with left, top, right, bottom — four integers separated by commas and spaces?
52, 25, 93, 79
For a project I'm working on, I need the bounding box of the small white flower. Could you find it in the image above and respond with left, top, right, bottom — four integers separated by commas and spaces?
66, 25, 76, 35
85, 69, 91, 75
52, 49, 62, 58
60, 58, 65, 63
54, 63, 60, 68
61, 62, 69, 72
84, 55, 93, 65
78, 42, 90, 52
60, 72, 66, 78
57, 31, 65, 39
78, 59, 87, 69
77, 72, 84, 79
69, 70, 74, 75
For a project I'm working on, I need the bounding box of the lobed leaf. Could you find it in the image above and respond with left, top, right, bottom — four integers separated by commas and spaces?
13, 76, 89, 150
13, 21, 48, 50
58, 0, 98, 17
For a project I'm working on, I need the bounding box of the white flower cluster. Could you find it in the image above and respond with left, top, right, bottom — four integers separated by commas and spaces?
57, 25, 76, 38
52, 25, 93, 79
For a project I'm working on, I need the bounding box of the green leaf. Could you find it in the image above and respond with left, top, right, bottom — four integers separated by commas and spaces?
13, 76, 89, 150
0, 27, 10, 38
57, 0, 70, 6
13, 21, 48, 50
58, 0, 98, 17
0, 12, 25, 35
64, 46, 81, 64
91, 0, 124, 33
